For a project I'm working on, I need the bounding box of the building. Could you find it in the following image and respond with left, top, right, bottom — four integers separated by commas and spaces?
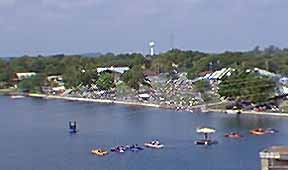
279, 77, 288, 85
278, 77, 288, 95
47, 75, 63, 82
97, 67, 130, 74
43, 75, 65, 95
208, 68, 234, 80
254, 68, 281, 79
97, 67, 130, 83
260, 146, 288, 170
15, 72, 37, 81
12, 72, 37, 88
47, 75, 64, 86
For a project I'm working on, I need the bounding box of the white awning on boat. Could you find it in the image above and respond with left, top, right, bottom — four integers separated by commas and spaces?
196, 127, 216, 134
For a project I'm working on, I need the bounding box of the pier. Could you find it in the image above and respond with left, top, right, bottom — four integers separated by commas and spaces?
260, 146, 288, 170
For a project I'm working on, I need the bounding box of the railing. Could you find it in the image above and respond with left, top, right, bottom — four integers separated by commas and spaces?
260, 152, 281, 159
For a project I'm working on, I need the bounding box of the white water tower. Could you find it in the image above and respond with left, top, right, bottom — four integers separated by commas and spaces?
149, 41, 155, 56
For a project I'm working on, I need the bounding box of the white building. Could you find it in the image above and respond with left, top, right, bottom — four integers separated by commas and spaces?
97, 67, 130, 74
207, 68, 234, 80
15, 72, 36, 80
97, 67, 130, 83
254, 68, 280, 78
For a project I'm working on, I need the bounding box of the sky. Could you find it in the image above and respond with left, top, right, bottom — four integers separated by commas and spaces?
0, 0, 288, 57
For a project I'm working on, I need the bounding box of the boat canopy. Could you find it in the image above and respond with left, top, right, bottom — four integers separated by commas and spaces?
196, 127, 216, 134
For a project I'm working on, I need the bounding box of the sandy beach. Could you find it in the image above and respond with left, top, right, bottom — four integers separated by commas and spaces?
25, 93, 288, 118
207, 109, 288, 117
27, 93, 161, 108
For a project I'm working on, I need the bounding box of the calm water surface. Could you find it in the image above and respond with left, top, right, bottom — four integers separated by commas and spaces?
1, 96, 288, 170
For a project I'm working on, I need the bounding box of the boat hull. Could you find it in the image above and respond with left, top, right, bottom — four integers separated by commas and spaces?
91, 150, 109, 156
144, 143, 164, 149
194, 140, 218, 145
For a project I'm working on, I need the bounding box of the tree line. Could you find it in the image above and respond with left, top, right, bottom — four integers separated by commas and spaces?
0, 46, 288, 91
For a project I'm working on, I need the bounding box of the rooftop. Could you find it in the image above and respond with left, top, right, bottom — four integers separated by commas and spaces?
265, 146, 288, 154
260, 146, 288, 160
15, 72, 37, 80
97, 67, 129, 74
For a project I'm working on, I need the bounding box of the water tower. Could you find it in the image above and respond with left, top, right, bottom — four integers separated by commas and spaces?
149, 41, 155, 56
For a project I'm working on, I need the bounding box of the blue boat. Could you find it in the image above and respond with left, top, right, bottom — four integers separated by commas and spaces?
69, 121, 78, 134
111, 146, 126, 153
127, 144, 144, 152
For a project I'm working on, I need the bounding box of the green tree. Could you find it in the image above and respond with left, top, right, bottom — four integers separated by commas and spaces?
2, 46, 288, 91
63, 66, 81, 88
0, 59, 9, 83
80, 70, 97, 87
121, 65, 145, 90
218, 71, 276, 103
18, 75, 45, 93
187, 67, 198, 80
96, 73, 114, 90
194, 80, 210, 93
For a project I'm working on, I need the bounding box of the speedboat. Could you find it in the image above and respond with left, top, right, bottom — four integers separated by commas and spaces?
68, 121, 78, 134
111, 146, 126, 153
250, 128, 267, 136
144, 140, 164, 149
10, 95, 25, 99
224, 132, 243, 139
91, 149, 109, 156
226, 110, 241, 115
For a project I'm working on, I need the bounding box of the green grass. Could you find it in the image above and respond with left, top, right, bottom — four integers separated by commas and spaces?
0, 88, 17, 95
207, 102, 229, 110
280, 101, 288, 113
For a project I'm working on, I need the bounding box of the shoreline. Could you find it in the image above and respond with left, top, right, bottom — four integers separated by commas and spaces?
27, 93, 161, 108
5, 93, 288, 118
207, 109, 288, 118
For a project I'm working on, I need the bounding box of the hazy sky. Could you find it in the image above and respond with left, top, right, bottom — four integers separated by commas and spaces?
0, 0, 288, 56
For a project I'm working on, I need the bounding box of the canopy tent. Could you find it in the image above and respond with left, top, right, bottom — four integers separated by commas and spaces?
196, 127, 216, 134
196, 127, 216, 140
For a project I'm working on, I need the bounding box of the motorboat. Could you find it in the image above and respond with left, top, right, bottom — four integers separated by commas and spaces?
10, 95, 25, 99
69, 121, 78, 134
91, 149, 109, 156
111, 146, 126, 153
144, 140, 164, 149
195, 127, 218, 146
224, 132, 243, 139
226, 110, 242, 115
250, 128, 267, 136
194, 139, 218, 145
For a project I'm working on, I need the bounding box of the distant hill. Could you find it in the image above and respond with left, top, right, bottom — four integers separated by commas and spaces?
80, 52, 103, 58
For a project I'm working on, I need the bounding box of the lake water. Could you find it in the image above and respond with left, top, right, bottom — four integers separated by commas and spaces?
1, 96, 288, 170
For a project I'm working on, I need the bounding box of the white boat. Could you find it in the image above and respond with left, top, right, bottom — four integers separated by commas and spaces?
226, 110, 241, 115
144, 141, 164, 149
10, 95, 25, 99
